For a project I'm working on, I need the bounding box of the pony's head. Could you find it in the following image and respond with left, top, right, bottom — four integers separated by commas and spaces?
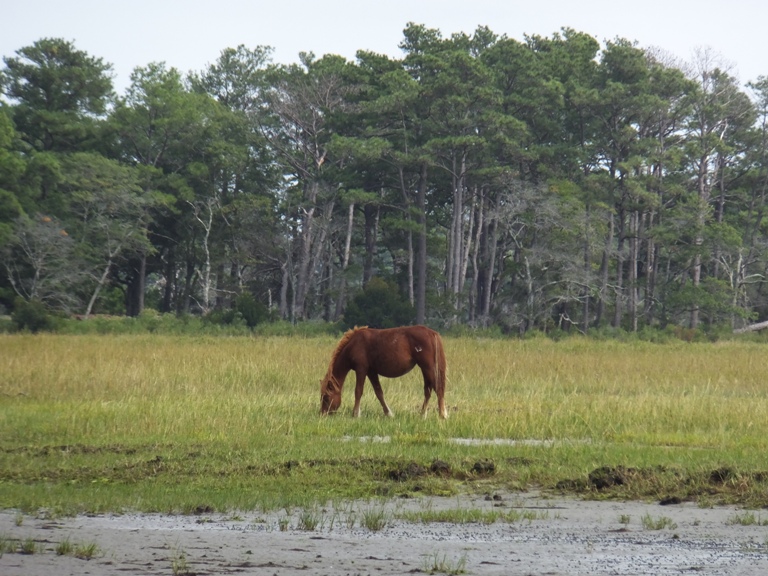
320, 374, 341, 415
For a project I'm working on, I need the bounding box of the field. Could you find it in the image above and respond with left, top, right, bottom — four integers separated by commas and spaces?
2, 333, 768, 515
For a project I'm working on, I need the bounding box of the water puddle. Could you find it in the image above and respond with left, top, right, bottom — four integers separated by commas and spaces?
341, 436, 577, 447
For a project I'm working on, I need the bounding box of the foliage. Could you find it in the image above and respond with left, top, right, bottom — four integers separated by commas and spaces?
10, 297, 55, 332
343, 277, 416, 329
2, 30, 768, 335
233, 292, 271, 328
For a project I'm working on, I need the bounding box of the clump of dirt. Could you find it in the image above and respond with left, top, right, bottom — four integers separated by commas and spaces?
588, 466, 639, 490
430, 459, 452, 476
709, 466, 738, 484
388, 461, 427, 481
1, 443, 142, 456
555, 478, 589, 491
471, 459, 496, 476
551, 465, 768, 507
506, 456, 535, 466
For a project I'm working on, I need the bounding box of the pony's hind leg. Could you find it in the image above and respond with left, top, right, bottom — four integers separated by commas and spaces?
420, 384, 432, 417
368, 373, 394, 417
437, 390, 448, 419
422, 367, 447, 419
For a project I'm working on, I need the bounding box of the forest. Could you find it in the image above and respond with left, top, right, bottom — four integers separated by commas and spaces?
2, 23, 768, 335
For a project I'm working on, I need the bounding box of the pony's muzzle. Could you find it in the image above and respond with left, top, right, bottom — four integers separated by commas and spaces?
320, 393, 341, 415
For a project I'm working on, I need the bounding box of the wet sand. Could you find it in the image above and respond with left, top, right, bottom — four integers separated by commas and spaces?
2, 491, 767, 575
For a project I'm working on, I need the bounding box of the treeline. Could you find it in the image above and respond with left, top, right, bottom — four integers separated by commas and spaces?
2, 24, 768, 334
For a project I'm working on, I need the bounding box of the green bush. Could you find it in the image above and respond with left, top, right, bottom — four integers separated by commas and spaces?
343, 277, 415, 329
11, 298, 56, 333
234, 293, 270, 328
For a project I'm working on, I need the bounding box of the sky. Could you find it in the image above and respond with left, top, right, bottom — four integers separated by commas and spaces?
3, 0, 767, 94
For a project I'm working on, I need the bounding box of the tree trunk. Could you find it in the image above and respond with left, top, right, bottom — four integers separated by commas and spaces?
363, 203, 379, 284
469, 186, 485, 324
613, 204, 627, 329
629, 210, 639, 332
85, 259, 113, 319
334, 202, 355, 320
481, 215, 498, 325
126, 254, 146, 317
581, 204, 590, 333
161, 247, 174, 313
397, 166, 415, 306
416, 162, 428, 325
279, 260, 290, 319
733, 320, 768, 334
596, 213, 613, 326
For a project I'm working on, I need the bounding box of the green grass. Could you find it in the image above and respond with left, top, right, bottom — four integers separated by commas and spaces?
397, 507, 548, 524
361, 506, 389, 531
727, 511, 768, 526
55, 537, 74, 556
641, 513, 678, 530
3, 334, 768, 513
422, 551, 468, 575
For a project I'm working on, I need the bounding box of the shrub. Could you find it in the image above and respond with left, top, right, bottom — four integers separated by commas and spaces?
234, 292, 270, 328
343, 277, 415, 329
11, 298, 55, 333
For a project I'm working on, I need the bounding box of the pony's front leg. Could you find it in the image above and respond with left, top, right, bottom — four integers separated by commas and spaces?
369, 373, 394, 417
352, 371, 366, 417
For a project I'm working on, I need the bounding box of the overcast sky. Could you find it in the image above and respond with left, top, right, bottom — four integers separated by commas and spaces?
4, 0, 766, 94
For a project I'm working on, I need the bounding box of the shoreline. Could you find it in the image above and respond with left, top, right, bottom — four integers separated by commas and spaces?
2, 491, 767, 575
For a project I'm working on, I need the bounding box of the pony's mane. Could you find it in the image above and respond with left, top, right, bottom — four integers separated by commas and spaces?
321, 326, 367, 394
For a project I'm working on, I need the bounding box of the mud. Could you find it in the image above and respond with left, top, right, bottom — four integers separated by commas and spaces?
3, 491, 768, 575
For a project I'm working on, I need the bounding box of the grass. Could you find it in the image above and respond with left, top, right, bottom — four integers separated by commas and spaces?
296, 507, 324, 531
727, 511, 768, 526
619, 514, 631, 526
422, 551, 468, 575
641, 513, 678, 530
2, 334, 768, 514
172, 548, 192, 576
55, 537, 74, 556
73, 541, 100, 560
361, 506, 389, 531
398, 507, 548, 524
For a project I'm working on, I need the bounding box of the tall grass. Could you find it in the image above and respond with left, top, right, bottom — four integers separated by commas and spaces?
2, 333, 768, 512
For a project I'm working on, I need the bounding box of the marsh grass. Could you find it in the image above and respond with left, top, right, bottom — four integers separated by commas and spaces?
619, 514, 631, 526
727, 511, 768, 526
278, 515, 290, 531
74, 541, 99, 560
3, 334, 768, 512
172, 548, 192, 576
399, 507, 548, 524
296, 507, 324, 531
19, 537, 40, 554
361, 506, 389, 531
0, 534, 14, 556
55, 537, 73, 556
423, 551, 468, 575
641, 514, 678, 530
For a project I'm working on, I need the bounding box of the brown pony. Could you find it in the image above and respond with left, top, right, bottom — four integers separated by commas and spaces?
320, 325, 448, 419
